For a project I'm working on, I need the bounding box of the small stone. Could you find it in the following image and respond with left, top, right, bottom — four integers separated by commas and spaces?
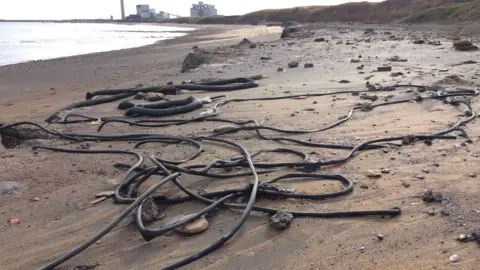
413, 39, 425, 44
305, 108, 315, 112
449, 254, 460, 263
288, 61, 299, 68
339, 80, 351, 83
261, 56, 272, 61
360, 183, 369, 189
381, 168, 390, 174
359, 245, 366, 252
146, 93, 165, 102
416, 175, 425, 180
457, 234, 472, 243
468, 173, 477, 178
277, 67, 284, 72
382, 148, 389, 153
95, 191, 115, 198
351, 59, 360, 63
31, 197, 40, 202
377, 234, 384, 241
427, 209, 435, 216
424, 139, 433, 146
422, 190, 443, 203
422, 169, 430, 174
366, 170, 382, 178
134, 92, 148, 100
290, 113, 296, 117
176, 215, 210, 235
269, 211, 294, 230
313, 101, 318, 104
378, 66, 392, 72
314, 37, 326, 42
8, 217, 20, 225
304, 63, 314, 68
138, 198, 162, 224
90, 197, 107, 205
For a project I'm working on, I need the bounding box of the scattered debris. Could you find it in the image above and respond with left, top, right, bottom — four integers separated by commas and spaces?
387, 56, 408, 62
390, 72, 404, 77
269, 211, 294, 230
378, 66, 392, 72
360, 94, 378, 101
366, 169, 382, 178
304, 63, 314, 68
339, 79, 351, 83
277, 67, 284, 72
413, 39, 425, 44
422, 190, 443, 203
314, 37, 326, 42
261, 56, 272, 61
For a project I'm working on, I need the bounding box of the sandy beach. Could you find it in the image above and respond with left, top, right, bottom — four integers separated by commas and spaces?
0, 22, 479, 270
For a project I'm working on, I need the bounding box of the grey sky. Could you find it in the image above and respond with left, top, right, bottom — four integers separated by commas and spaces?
0, 0, 383, 20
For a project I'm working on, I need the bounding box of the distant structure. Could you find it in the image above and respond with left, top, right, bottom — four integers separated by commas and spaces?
120, 0, 125, 20
126, 4, 170, 21
190, 1, 217, 17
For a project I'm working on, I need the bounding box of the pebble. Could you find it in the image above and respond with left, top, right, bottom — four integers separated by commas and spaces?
449, 254, 460, 263
416, 175, 425, 180
381, 168, 390, 174
8, 217, 20, 225
95, 191, 115, 198
146, 93, 164, 102
427, 209, 436, 216
440, 209, 451, 216
277, 67, 284, 72
468, 173, 477, 178
269, 211, 294, 230
377, 66, 392, 72
339, 79, 351, 83
366, 169, 382, 178
304, 63, 314, 68
90, 197, 107, 205
288, 61, 300, 68
421, 169, 430, 174
377, 234, 384, 241
31, 197, 40, 202
176, 215, 210, 235
305, 108, 315, 112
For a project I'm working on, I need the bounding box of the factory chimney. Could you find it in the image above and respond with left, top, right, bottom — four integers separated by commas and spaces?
120, 0, 126, 20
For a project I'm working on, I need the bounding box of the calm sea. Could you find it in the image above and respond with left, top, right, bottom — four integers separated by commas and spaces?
0, 22, 193, 66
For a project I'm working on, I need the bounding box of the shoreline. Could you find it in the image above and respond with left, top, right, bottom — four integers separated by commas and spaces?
0, 22, 197, 68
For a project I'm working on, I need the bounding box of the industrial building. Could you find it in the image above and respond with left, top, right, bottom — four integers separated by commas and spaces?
190, 1, 218, 17
125, 4, 170, 21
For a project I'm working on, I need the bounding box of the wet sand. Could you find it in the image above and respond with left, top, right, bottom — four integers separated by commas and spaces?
0, 23, 479, 270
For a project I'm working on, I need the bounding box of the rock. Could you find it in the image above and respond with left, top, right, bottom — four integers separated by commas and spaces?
261, 56, 272, 61
281, 26, 297, 39
305, 108, 315, 112
1, 125, 53, 149
360, 94, 378, 101
314, 37, 326, 42
422, 190, 443, 203
366, 169, 382, 178
454, 40, 473, 47
339, 80, 350, 83
455, 45, 479, 51
249, 74, 265, 80
469, 173, 477, 178
8, 217, 20, 225
0, 181, 25, 196
249, 43, 257, 49
360, 183, 369, 189
447, 33, 461, 40
377, 234, 384, 241
277, 67, 284, 72
440, 209, 450, 216
269, 211, 294, 230
288, 61, 299, 68
134, 92, 147, 100
427, 209, 435, 216
457, 234, 472, 243
350, 59, 360, 63
146, 93, 164, 102
213, 125, 237, 133
413, 39, 425, 44
390, 72, 404, 77
304, 63, 314, 68
416, 175, 426, 180
90, 197, 107, 205
360, 102, 373, 112
138, 198, 162, 224
336, 40, 343, 44
377, 66, 392, 72
176, 215, 209, 235
31, 197, 40, 202
106, 178, 121, 186
181, 48, 210, 73
364, 28, 376, 35
449, 254, 460, 263
95, 191, 115, 198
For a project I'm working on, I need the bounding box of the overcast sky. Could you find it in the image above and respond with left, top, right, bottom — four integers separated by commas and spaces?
0, 0, 383, 20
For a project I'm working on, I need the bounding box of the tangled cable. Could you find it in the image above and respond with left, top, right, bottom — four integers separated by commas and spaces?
0, 79, 476, 270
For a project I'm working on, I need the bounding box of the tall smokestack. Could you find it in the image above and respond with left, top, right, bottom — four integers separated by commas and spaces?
120, 0, 126, 20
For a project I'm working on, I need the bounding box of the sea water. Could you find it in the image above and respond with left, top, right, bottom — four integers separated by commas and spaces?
0, 22, 193, 66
